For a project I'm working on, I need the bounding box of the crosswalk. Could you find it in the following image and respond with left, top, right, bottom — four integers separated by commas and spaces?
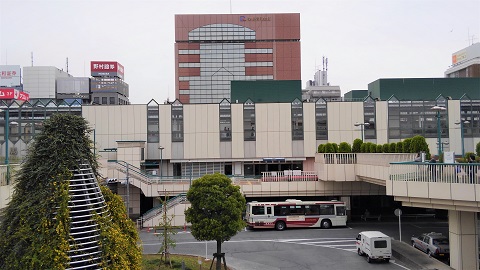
276, 238, 358, 253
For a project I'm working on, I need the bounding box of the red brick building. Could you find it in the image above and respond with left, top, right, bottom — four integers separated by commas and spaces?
175, 13, 301, 103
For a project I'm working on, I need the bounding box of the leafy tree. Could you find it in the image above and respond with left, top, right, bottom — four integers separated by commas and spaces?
0, 114, 141, 269
352, 139, 363, 153
156, 193, 177, 268
185, 173, 246, 270
338, 142, 352, 153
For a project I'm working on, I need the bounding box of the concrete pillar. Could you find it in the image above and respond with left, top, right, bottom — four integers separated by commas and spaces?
449, 210, 479, 270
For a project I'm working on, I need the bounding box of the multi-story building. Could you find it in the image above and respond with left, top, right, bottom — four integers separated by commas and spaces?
23, 66, 71, 101
90, 61, 130, 105
445, 42, 480, 78
175, 13, 301, 104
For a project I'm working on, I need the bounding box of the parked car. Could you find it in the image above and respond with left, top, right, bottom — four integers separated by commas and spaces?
411, 232, 449, 258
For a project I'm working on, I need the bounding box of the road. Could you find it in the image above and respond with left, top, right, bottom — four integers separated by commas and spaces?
140, 218, 451, 270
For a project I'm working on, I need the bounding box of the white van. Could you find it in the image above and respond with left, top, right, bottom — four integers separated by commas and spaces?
356, 231, 392, 263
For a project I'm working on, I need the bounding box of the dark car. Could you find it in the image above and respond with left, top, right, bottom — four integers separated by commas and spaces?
411, 232, 449, 258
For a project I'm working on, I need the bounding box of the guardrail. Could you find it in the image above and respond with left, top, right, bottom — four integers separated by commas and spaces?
390, 162, 480, 184
261, 171, 317, 182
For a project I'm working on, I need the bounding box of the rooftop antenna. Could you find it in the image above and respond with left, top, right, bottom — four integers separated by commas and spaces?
66, 57, 69, 73
326, 57, 328, 72
31, 52, 33, 66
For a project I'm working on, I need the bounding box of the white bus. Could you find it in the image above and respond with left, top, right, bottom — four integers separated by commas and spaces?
245, 199, 347, 231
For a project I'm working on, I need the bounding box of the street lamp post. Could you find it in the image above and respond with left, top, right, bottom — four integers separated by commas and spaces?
455, 120, 470, 158
354, 122, 370, 141
431, 106, 447, 157
158, 146, 164, 178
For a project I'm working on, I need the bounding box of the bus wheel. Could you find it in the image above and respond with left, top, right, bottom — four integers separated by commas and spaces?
320, 219, 332, 229
275, 221, 286, 231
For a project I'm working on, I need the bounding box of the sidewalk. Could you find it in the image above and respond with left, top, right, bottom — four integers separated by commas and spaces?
392, 240, 453, 270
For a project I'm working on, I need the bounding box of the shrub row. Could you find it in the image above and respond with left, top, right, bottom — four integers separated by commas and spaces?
318, 135, 431, 158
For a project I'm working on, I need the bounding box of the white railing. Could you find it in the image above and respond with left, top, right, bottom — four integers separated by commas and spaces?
316, 153, 415, 166
390, 162, 480, 184
141, 193, 187, 223
261, 171, 317, 182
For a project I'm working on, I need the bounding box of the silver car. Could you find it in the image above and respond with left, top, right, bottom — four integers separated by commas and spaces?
411, 232, 449, 258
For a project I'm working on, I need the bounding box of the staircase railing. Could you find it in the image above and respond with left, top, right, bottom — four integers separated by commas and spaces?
139, 193, 187, 224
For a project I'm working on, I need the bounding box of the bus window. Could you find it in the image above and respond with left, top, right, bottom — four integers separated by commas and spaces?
319, 204, 334, 215
305, 205, 320, 215
252, 206, 265, 215
275, 205, 289, 216
336, 206, 346, 216
289, 205, 304, 215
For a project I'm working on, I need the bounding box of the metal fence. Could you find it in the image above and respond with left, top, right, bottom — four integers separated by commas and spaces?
390, 162, 480, 184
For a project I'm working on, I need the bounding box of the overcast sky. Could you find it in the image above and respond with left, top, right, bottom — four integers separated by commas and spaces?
1, 0, 479, 104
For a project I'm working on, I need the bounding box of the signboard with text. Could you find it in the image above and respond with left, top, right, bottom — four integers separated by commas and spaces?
0, 65, 21, 87
91, 61, 124, 79
0, 88, 30, 101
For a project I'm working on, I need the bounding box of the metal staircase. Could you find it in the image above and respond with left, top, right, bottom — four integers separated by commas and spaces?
138, 193, 187, 227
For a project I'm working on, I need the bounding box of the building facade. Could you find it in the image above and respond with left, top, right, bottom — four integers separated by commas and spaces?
175, 13, 301, 104
445, 42, 480, 78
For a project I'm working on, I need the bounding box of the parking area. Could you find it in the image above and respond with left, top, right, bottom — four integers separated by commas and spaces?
140, 219, 455, 270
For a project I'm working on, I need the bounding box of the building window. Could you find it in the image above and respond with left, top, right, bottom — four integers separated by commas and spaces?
109, 97, 115, 105
243, 99, 255, 141
101, 97, 107, 104
147, 100, 159, 143
387, 96, 448, 140
315, 98, 327, 140
219, 99, 231, 141
363, 96, 376, 139
171, 100, 184, 142
93, 97, 99, 104
291, 98, 303, 140
460, 96, 480, 137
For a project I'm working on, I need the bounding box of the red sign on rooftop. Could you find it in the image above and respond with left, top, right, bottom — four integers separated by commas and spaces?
91, 61, 124, 80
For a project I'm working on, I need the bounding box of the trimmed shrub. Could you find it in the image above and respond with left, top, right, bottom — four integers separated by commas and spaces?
383, 143, 390, 153
317, 144, 325, 153
410, 135, 429, 154
396, 141, 404, 153
360, 143, 367, 153
376, 144, 382, 153
324, 143, 335, 153
332, 143, 339, 153
389, 143, 397, 153
403, 138, 412, 153
369, 143, 377, 153
338, 142, 352, 153
352, 139, 363, 153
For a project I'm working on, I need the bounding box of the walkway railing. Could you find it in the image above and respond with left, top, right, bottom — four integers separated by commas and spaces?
109, 160, 197, 184
261, 171, 317, 182
140, 193, 187, 223
390, 162, 480, 184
